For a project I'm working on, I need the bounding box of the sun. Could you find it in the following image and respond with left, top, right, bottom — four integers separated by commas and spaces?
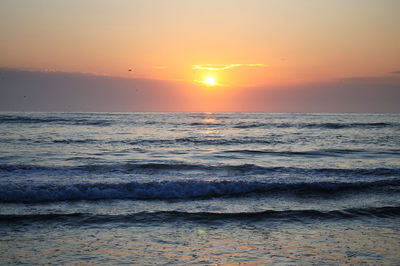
204, 76, 216, 86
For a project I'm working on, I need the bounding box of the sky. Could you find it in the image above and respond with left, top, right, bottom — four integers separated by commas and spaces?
1, 0, 399, 112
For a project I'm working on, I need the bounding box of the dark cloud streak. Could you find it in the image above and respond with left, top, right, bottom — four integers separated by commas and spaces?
0, 68, 190, 112
237, 76, 400, 112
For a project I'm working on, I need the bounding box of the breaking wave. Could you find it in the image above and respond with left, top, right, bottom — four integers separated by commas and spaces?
1, 206, 399, 224
233, 122, 395, 129
0, 179, 398, 203
1, 163, 399, 177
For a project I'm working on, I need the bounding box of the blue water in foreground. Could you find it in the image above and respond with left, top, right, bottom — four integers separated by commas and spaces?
0, 112, 399, 264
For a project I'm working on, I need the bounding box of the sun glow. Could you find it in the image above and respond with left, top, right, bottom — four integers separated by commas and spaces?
204, 76, 216, 86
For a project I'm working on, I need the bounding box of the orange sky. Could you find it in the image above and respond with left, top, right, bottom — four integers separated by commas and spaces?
1, 0, 400, 112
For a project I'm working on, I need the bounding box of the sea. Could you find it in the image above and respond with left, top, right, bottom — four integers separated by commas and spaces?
0, 112, 399, 264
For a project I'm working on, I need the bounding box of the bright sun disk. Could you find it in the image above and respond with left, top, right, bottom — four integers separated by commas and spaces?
204, 76, 216, 86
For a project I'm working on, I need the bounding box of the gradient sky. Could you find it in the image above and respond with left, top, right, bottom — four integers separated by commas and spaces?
1, 0, 399, 112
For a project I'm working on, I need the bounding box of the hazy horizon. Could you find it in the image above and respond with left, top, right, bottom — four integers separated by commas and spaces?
1, 67, 399, 112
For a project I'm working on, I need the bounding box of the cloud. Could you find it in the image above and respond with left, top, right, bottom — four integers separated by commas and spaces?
192, 63, 265, 71
0, 68, 191, 112
237, 75, 400, 112
391, 70, 400, 74
1, 68, 399, 112
337, 75, 400, 87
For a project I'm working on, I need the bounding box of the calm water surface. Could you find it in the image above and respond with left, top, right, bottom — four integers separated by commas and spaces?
0, 112, 399, 264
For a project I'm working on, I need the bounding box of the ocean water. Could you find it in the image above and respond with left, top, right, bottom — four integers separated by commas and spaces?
0, 112, 399, 264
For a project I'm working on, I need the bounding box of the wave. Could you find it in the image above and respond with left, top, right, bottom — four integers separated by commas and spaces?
233, 122, 291, 129
1, 206, 399, 224
225, 148, 400, 157
1, 162, 399, 178
233, 122, 395, 129
126, 137, 280, 146
187, 122, 225, 127
118, 137, 274, 146
1, 137, 243, 146
0, 115, 113, 126
303, 122, 393, 129
0, 179, 398, 203
1, 114, 396, 130
53, 139, 101, 144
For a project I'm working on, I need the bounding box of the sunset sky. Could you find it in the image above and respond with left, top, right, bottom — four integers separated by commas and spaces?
1, 0, 399, 112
